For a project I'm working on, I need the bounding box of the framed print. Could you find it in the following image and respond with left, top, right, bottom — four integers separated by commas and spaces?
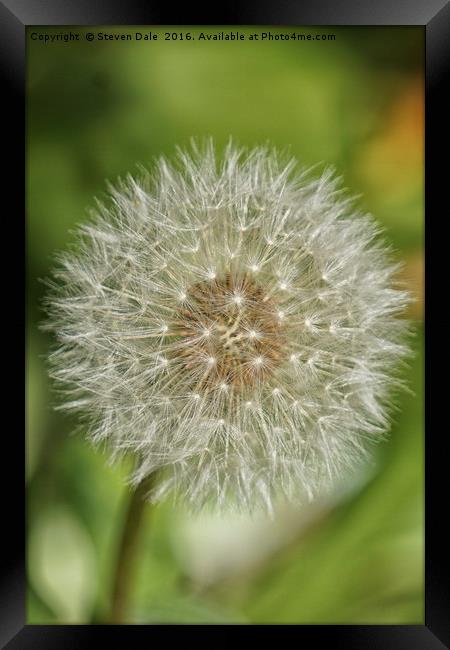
3, 0, 449, 646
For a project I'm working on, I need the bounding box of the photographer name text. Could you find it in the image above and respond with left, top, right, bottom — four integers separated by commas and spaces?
30, 30, 336, 44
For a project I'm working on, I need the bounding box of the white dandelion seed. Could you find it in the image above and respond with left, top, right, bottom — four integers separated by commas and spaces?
44, 139, 411, 513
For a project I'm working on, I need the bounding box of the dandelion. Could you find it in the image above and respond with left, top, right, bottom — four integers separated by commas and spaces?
45, 140, 411, 514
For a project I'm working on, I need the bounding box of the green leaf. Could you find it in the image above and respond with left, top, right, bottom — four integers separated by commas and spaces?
28, 505, 98, 622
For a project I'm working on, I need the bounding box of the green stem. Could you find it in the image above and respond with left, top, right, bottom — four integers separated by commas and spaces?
109, 474, 154, 623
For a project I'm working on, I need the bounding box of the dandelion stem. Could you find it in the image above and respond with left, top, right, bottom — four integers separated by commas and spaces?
109, 473, 155, 623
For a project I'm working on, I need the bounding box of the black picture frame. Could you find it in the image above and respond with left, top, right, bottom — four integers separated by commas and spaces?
6, 0, 449, 646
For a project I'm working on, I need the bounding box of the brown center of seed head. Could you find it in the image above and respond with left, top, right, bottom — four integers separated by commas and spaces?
171, 272, 286, 393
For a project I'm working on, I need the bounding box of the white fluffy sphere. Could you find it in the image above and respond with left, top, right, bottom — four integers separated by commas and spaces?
45, 140, 410, 513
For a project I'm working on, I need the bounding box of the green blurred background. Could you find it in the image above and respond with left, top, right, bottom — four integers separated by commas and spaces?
26, 26, 424, 624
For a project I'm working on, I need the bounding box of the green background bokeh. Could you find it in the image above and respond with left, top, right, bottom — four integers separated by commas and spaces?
27, 26, 424, 624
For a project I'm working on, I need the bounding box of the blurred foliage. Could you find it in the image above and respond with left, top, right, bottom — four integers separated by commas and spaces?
26, 26, 424, 624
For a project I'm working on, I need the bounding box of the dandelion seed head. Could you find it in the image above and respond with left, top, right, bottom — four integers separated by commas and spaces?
44, 139, 411, 513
